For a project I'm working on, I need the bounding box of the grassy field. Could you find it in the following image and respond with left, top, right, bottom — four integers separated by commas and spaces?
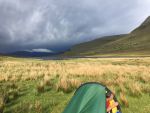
0, 56, 150, 113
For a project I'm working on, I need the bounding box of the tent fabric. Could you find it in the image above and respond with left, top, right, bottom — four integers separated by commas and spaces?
63, 83, 106, 113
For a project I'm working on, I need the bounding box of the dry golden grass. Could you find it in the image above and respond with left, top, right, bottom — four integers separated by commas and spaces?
43, 75, 52, 86
0, 63, 149, 82
56, 78, 81, 93
127, 82, 142, 96
141, 84, 150, 93
120, 92, 129, 107
0, 57, 150, 95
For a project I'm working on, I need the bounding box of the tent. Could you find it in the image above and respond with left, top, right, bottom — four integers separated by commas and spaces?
63, 82, 122, 113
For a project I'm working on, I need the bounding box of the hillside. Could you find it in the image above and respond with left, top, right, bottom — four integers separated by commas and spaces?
64, 16, 150, 56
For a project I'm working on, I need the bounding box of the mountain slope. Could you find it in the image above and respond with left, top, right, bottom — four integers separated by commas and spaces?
64, 16, 150, 56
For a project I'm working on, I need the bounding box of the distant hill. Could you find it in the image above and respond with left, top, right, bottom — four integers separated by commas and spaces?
6, 51, 61, 57
64, 16, 150, 56
0, 53, 7, 57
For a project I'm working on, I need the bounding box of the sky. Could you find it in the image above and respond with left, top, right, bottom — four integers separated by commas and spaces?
0, 0, 150, 53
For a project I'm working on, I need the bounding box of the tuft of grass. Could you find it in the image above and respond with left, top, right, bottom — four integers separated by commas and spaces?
119, 92, 129, 107
138, 74, 150, 83
11, 90, 19, 100
43, 75, 52, 86
6, 82, 18, 89
127, 83, 142, 97
0, 97, 5, 113
34, 101, 42, 113
118, 85, 126, 94
141, 84, 150, 94
36, 82, 45, 93
8, 89, 19, 100
1, 93, 9, 104
56, 78, 81, 93
14, 102, 31, 113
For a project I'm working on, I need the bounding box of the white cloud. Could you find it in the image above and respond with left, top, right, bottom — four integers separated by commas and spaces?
27, 49, 53, 53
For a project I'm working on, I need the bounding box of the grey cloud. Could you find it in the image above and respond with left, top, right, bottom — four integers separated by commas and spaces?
0, 0, 150, 53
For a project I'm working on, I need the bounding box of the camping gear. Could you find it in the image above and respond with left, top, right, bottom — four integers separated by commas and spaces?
63, 82, 122, 113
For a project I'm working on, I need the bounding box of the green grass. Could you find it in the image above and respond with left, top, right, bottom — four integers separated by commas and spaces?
0, 56, 150, 113
122, 94, 150, 113
1, 80, 72, 113
1, 80, 149, 113
1, 81, 150, 113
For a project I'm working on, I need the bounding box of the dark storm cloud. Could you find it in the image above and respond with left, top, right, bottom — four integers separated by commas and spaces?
0, 0, 150, 53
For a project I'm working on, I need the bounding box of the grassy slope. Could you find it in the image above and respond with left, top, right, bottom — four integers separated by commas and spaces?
64, 16, 150, 56
64, 35, 126, 56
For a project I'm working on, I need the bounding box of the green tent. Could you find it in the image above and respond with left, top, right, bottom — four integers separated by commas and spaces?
63, 82, 121, 113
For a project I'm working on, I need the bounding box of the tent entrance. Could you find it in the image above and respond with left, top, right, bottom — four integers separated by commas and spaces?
63, 82, 122, 113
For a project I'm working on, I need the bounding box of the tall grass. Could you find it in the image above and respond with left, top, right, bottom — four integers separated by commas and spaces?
119, 92, 129, 107
0, 57, 150, 112
0, 97, 5, 113
1, 58, 150, 94
56, 78, 81, 93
